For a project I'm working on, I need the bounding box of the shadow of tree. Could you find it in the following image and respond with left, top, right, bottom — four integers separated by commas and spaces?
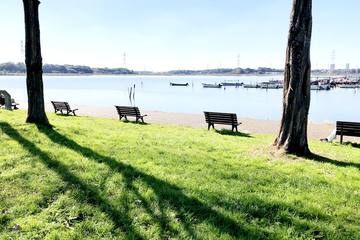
309, 153, 360, 171
0, 122, 268, 239
215, 129, 252, 138
0, 122, 144, 239
36, 125, 265, 239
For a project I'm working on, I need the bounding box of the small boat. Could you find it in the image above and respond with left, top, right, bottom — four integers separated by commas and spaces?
202, 83, 222, 88
338, 84, 360, 89
221, 81, 243, 87
311, 84, 331, 91
243, 84, 259, 88
170, 82, 189, 86
260, 83, 283, 89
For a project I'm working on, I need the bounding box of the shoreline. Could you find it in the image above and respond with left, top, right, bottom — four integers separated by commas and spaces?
18, 104, 335, 140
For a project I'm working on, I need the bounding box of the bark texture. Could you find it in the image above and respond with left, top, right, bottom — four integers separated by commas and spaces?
274, 0, 312, 156
23, 0, 49, 125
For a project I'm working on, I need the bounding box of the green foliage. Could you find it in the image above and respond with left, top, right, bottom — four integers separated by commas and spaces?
0, 110, 359, 239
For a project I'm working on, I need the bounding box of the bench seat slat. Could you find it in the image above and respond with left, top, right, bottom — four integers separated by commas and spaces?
336, 121, 360, 143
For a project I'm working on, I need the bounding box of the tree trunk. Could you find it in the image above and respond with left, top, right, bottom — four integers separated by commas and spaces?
274, 0, 312, 156
23, 0, 49, 125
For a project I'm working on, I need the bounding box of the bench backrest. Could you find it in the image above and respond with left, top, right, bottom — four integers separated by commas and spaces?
51, 101, 70, 110
336, 121, 360, 137
204, 111, 238, 125
115, 106, 141, 117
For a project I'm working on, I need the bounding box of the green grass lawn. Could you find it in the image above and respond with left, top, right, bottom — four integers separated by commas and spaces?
0, 110, 359, 239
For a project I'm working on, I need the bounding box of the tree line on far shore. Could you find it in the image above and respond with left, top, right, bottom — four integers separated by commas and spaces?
0, 62, 133, 74
2, 62, 356, 76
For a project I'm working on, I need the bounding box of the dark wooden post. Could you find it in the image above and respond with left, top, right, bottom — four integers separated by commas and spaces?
23, 0, 49, 125
274, 0, 312, 156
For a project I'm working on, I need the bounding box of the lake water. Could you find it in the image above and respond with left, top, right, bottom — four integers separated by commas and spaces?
0, 75, 359, 123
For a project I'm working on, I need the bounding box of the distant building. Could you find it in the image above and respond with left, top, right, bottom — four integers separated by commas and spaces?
330, 64, 335, 74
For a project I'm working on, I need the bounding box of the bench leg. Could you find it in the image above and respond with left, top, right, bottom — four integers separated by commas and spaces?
340, 134, 343, 144
208, 123, 211, 130
232, 125, 238, 132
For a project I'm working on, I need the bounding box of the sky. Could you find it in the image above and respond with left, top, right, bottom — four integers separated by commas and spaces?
1, 0, 360, 71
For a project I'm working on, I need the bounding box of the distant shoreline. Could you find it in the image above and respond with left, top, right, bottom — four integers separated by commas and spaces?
0, 73, 284, 77
1, 73, 344, 78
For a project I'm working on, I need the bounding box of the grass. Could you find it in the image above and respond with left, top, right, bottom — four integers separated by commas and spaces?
0, 110, 359, 240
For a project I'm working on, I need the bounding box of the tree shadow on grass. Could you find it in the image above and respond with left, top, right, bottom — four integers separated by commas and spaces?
215, 129, 252, 138
35, 125, 266, 239
0, 122, 144, 240
0, 121, 267, 239
308, 153, 360, 171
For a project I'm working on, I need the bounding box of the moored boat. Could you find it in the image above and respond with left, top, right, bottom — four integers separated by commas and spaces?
170, 82, 189, 86
338, 84, 360, 89
202, 83, 222, 88
221, 81, 243, 87
260, 83, 283, 89
243, 84, 259, 88
311, 84, 331, 91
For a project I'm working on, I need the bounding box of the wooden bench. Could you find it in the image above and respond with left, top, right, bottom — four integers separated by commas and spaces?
51, 101, 78, 116
115, 106, 147, 123
204, 111, 241, 132
336, 121, 360, 143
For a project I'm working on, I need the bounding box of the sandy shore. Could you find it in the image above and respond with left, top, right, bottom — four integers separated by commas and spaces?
18, 104, 335, 140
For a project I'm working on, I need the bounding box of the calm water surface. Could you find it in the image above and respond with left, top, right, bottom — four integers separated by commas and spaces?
0, 75, 359, 122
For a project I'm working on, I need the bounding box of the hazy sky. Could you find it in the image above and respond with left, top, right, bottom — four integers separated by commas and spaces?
1, 0, 360, 71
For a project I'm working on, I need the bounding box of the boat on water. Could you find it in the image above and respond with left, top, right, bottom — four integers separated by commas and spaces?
260, 83, 283, 89
311, 84, 331, 91
338, 84, 360, 89
170, 82, 189, 86
221, 81, 243, 87
243, 84, 259, 88
202, 83, 223, 88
